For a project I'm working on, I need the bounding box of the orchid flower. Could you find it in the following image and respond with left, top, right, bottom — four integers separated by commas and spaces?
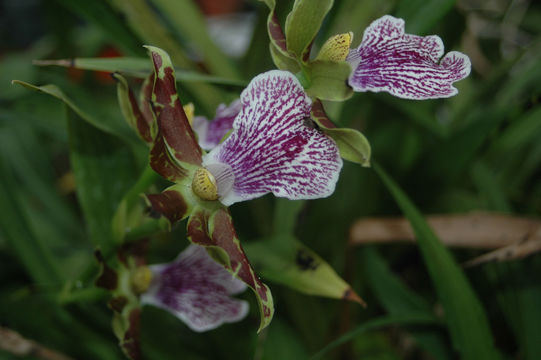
192, 100, 241, 151
194, 70, 343, 206
346, 15, 471, 99
140, 244, 249, 332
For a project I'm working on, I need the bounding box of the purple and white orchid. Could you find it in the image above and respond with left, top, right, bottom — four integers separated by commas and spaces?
197, 70, 343, 207
347, 15, 471, 99
192, 100, 242, 151
140, 244, 249, 332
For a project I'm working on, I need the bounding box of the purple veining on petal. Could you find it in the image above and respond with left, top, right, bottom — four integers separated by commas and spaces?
141, 244, 248, 332
192, 100, 242, 150
202, 70, 343, 207
347, 15, 471, 99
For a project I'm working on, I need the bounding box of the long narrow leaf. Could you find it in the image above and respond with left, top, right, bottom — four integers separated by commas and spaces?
363, 247, 452, 360
311, 312, 439, 359
34, 58, 247, 86
374, 163, 499, 360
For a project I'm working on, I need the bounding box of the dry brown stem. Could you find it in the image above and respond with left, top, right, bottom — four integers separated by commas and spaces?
349, 212, 541, 266
0, 326, 74, 360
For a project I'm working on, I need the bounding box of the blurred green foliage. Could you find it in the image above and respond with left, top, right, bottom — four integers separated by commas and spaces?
1, 0, 540, 359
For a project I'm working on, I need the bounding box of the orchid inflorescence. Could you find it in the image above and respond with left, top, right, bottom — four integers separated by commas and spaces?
96, 6, 470, 359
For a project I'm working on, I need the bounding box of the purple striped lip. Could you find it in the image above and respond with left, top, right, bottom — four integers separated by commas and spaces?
201, 70, 343, 207
347, 15, 471, 99
192, 100, 242, 151
140, 244, 248, 332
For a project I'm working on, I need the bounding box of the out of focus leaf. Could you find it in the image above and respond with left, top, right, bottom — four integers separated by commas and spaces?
53, 0, 144, 56
374, 163, 500, 360
0, 158, 62, 285
12, 80, 138, 145
363, 247, 452, 360
35, 57, 247, 86
394, 0, 456, 34
311, 312, 440, 359
490, 106, 541, 154
67, 108, 140, 249
150, 0, 241, 79
261, 319, 309, 360
107, 0, 225, 112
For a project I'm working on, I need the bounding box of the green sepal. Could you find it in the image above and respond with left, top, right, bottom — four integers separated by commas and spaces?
258, 0, 299, 71
113, 72, 153, 144
139, 73, 157, 139
322, 127, 371, 166
311, 101, 371, 166
245, 235, 365, 304
187, 207, 275, 332
269, 42, 301, 73
285, 0, 334, 61
305, 60, 353, 101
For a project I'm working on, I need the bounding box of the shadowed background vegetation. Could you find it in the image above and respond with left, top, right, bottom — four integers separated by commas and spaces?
1, 0, 540, 359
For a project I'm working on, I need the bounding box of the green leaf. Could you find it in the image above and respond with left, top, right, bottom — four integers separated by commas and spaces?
111, 165, 160, 244
374, 163, 500, 360
54, 0, 144, 56
490, 105, 541, 154
285, 0, 334, 60
0, 156, 62, 285
311, 312, 440, 359
12, 80, 138, 146
395, 0, 456, 35
305, 60, 353, 101
67, 108, 140, 250
245, 236, 364, 304
273, 198, 305, 235
261, 319, 310, 360
363, 247, 452, 360
34, 57, 248, 86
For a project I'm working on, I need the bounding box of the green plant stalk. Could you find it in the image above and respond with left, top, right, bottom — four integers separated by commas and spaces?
124, 218, 169, 243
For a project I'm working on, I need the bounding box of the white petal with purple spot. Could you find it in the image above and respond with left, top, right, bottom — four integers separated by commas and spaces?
141, 244, 248, 332
347, 15, 471, 99
202, 70, 343, 207
192, 100, 242, 150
